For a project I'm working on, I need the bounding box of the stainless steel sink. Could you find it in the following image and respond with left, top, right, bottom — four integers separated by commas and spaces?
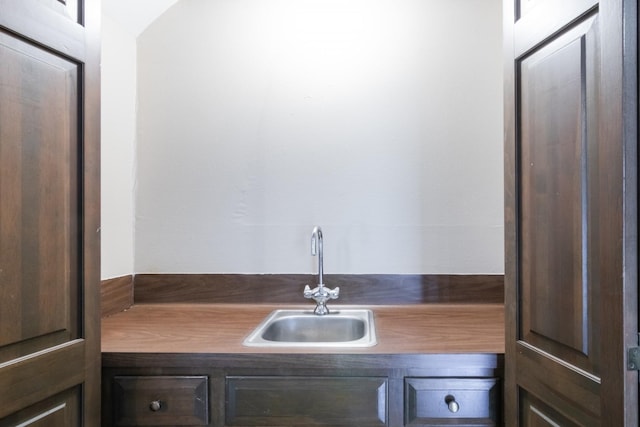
243, 309, 377, 348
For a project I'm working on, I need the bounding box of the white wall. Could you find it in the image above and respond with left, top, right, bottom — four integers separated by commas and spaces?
100, 14, 136, 279
134, 0, 505, 274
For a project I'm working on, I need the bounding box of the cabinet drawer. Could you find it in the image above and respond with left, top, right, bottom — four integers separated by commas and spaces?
405, 377, 499, 426
226, 376, 387, 426
112, 375, 208, 426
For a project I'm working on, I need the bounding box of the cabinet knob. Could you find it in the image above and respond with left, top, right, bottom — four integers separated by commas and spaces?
149, 400, 162, 412
445, 395, 459, 413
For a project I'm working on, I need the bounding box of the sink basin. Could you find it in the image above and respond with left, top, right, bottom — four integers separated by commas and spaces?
243, 309, 377, 348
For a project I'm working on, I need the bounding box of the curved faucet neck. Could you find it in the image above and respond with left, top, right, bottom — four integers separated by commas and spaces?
311, 226, 323, 286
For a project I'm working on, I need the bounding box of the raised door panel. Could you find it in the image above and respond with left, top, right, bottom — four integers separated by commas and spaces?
0, 29, 79, 363
226, 376, 387, 426
0, 387, 81, 427
520, 392, 579, 427
518, 16, 599, 373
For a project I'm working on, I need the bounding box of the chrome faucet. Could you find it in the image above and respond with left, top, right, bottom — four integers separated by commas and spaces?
303, 226, 339, 315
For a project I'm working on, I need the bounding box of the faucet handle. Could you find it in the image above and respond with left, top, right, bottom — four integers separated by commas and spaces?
303, 285, 314, 299
327, 286, 340, 299
303, 285, 340, 300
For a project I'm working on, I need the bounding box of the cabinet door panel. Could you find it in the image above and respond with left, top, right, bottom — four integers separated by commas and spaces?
0, 29, 79, 362
226, 376, 387, 426
518, 15, 599, 372
0, 387, 81, 427
405, 377, 500, 426
520, 391, 579, 427
112, 376, 208, 426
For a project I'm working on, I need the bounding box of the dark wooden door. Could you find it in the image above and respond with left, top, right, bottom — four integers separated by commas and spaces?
504, 0, 637, 424
0, 0, 100, 425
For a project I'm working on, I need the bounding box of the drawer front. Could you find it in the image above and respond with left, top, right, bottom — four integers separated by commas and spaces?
226, 376, 387, 426
112, 375, 208, 426
405, 377, 499, 426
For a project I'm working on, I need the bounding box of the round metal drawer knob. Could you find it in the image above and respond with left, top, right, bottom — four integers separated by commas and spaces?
149, 400, 162, 412
445, 395, 459, 413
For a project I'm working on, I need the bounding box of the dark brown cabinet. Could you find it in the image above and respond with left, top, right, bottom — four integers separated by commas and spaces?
102, 353, 502, 427
112, 376, 209, 426
405, 378, 500, 426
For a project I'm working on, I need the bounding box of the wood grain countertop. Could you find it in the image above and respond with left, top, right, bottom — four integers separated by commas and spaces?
101, 303, 504, 355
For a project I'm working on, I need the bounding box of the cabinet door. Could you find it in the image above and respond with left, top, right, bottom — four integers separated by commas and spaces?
504, 0, 638, 424
226, 376, 387, 426
0, 0, 101, 425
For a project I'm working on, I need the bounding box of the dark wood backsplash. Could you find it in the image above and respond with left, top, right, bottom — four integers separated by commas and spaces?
101, 275, 134, 317
131, 274, 504, 305
101, 274, 503, 317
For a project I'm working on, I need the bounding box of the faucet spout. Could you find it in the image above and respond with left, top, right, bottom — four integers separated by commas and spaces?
304, 226, 339, 315
311, 226, 323, 287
